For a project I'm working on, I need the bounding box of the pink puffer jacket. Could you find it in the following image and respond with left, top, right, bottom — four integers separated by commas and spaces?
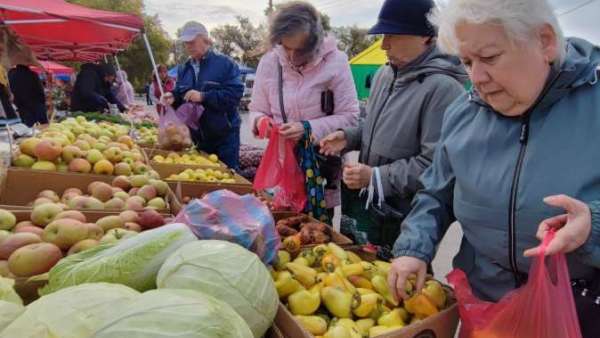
249, 35, 359, 207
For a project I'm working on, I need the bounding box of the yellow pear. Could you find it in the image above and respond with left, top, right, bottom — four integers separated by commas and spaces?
321, 286, 360, 319
377, 308, 406, 328
295, 315, 328, 335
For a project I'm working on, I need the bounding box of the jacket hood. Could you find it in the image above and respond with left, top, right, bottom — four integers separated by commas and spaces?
274, 34, 339, 71
395, 44, 469, 85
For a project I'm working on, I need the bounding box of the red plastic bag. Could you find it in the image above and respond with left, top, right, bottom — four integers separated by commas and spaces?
158, 105, 192, 151
448, 230, 582, 338
253, 126, 306, 212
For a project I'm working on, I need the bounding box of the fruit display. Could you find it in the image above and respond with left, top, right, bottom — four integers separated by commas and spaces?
277, 215, 332, 255
12, 116, 155, 177
272, 243, 451, 337
26, 176, 171, 212
0, 207, 167, 279
158, 120, 192, 151
136, 126, 158, 146
165, 168, 238, 184
152, 151, 221, 167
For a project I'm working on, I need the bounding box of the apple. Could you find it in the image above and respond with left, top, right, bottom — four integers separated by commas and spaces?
119, 210, 139, 223
93, 160, 114, 175
89, 182, 113, 202
19, 137, 41, 157
128, 187, 139, 196
112, 175, 131, 191
67, 196, 104, 210
54, 210, 87, 223
14, 221, 44, 236
93, 142, 107, 152
13, 153, 35, 167
32, 197, 53, 207
0, 260, 11, 277
8, 243, 63, 277
86, 149, 104, 164
100, 228, 137, 244
132, 162, 149, 175
112, 187, 124, 193
103, 147, 123, 163
123, 222, 142, 232
117, 135, 134, 148
138, 209, 165, 230
0, 230, 11, 245
113, 162, 132, 176
38, 190, 60, 203
0, 209, 16, 231
104, 197, 125, 210
113, 191, 129, 201
147, 197, 167, 210
73, 140, 91, 151
67, 239, 99, 255
31, 161, 57, 171
84, 223, 104, 240
68, 158, 92, 173
125, 196, 146, 211
130, 175, 149, 188
147, 170, 160, 180
0, 233, 42, 259
137, 185, 157, 201
33, 139, 63, 161
149, 179, 169, 196
61, 145, 84, 163
31, 203, 63, 226
43, 218, 89, 250
96, 215, 124, 232
63, 187, 83, 196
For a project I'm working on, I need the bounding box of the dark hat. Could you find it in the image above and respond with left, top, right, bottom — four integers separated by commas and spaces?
369, 0, 435, 36
99, 63, 116, 77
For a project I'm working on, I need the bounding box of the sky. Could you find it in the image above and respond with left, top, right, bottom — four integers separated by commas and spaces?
145, 0, 600, 45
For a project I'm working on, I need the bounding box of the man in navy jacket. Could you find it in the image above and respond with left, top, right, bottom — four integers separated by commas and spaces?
172, 22, 244, 169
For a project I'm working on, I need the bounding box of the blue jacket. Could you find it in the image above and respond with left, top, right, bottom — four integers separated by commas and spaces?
173, 50, 244, 139
393, 38, 600, 301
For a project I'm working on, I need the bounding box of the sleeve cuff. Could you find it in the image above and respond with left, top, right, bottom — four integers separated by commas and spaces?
377, 165, 393, 198
391, 249, 432, 264
576, 201, 600, 261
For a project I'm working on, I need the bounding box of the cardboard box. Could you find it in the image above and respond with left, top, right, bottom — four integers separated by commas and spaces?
168, 181, 255, 215
272, 211, 353, 246
275, 302, 459, 338
0, 168, 178, 213
266, 325, 285, 338
9, 209, 172, 223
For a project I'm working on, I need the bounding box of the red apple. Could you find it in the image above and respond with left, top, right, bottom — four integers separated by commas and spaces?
33, 139, 62, 161
8, 243, 63, 277
0, 233, 42, 259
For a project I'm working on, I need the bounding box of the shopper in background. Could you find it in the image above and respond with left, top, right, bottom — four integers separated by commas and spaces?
70, 63, 125, 113
115, 69, 135, 109
150, 64, 175, 114
8, 64, 48, 126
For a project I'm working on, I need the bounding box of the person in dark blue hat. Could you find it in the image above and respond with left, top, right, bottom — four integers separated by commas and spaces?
320, 0, 468, 247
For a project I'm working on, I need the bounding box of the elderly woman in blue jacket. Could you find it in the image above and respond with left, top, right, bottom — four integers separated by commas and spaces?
170, 22, 244, 170
389, 0, 600, 335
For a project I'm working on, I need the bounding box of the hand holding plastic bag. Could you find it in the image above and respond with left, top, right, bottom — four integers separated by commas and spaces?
158, 105, 192, 151
253, 125, 306, 212
448, 229, 582, 338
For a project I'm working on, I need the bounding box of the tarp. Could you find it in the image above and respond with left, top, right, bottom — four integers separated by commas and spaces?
31, 60, 73, 75
349, 39, 386, 66
0, 0, 143, 62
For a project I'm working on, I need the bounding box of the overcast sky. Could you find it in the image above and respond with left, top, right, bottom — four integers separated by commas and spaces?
145, 0, 600, 44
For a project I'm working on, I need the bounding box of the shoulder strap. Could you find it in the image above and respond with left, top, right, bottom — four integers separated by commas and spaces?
277, 62, 288, 123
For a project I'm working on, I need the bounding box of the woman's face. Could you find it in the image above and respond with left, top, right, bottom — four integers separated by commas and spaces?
456, 22, 558, 116
159, 68, 168, 80
281, 31, 313, 67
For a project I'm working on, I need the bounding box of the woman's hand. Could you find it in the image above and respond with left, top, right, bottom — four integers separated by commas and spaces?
256, 116, 274, 139
524, 195, 592, 257
319, 131, 347, 156
388, 256, 428, 302
161, 92, 174, 106
343, 163, 373, 189
183, 90, 203, 103
279, 122, 305, 142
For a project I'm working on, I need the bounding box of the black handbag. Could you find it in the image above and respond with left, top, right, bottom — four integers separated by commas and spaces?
277, 63, 342, 189
571, 273, 600, 338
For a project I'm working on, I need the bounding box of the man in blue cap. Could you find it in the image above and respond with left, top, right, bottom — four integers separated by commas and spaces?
321, 0, 468, 248
169, 21, 244, 170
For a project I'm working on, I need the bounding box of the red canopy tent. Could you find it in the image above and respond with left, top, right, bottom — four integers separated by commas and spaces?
0, 0, 143, 62
31, 60, 74, 75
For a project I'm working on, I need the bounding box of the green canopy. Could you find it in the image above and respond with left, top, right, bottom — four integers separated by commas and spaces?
350, 40, 386, 100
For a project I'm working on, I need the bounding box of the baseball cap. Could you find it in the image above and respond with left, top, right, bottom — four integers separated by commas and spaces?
179, 22, 209, 42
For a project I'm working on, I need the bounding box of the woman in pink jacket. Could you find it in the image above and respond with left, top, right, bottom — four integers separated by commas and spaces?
249, 1, 359, 214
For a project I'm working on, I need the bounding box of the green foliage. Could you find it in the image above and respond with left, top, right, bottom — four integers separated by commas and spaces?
333, 25, 377, 59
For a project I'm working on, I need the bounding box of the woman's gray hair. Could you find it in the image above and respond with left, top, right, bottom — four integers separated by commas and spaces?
268, 1, 325, 55
429, 0, 566, 64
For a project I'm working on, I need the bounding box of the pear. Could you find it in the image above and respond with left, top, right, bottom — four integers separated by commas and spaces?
295, 315, 328, 335
321, 286, 360, 319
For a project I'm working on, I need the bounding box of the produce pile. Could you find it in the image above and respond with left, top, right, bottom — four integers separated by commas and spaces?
12, 117, 152, 176
135, 126, 158, 146
158, 119, 192, 151
165, 168, 237, 184
277, 215, 333, 253
152, 151, 220, 167
272, 243, 451, 337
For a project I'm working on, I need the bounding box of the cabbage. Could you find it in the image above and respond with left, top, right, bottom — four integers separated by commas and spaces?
91, 289, 253, 338
157, 240, 278, 338
41, 223, 196, 295
0, 301, 23, 332
0, 283, 139, 338
0, 277, 22, 305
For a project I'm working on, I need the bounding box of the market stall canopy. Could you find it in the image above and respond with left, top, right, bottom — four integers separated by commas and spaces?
349, 39, 386, 100
0, 0, 143, 62
31, 60, 73, 75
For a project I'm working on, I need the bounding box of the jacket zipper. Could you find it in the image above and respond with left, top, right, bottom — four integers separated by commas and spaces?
363, 68, 398, 162
508, 116, 529, 287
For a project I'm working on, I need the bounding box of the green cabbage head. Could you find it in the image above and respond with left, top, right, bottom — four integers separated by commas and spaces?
157, 240, 278, 338
91, 289, 253, 338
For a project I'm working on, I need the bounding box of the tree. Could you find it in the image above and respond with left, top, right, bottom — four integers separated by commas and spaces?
333, 25, 377, 59
66, 0, 172, 91
209, 16, 266, 68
